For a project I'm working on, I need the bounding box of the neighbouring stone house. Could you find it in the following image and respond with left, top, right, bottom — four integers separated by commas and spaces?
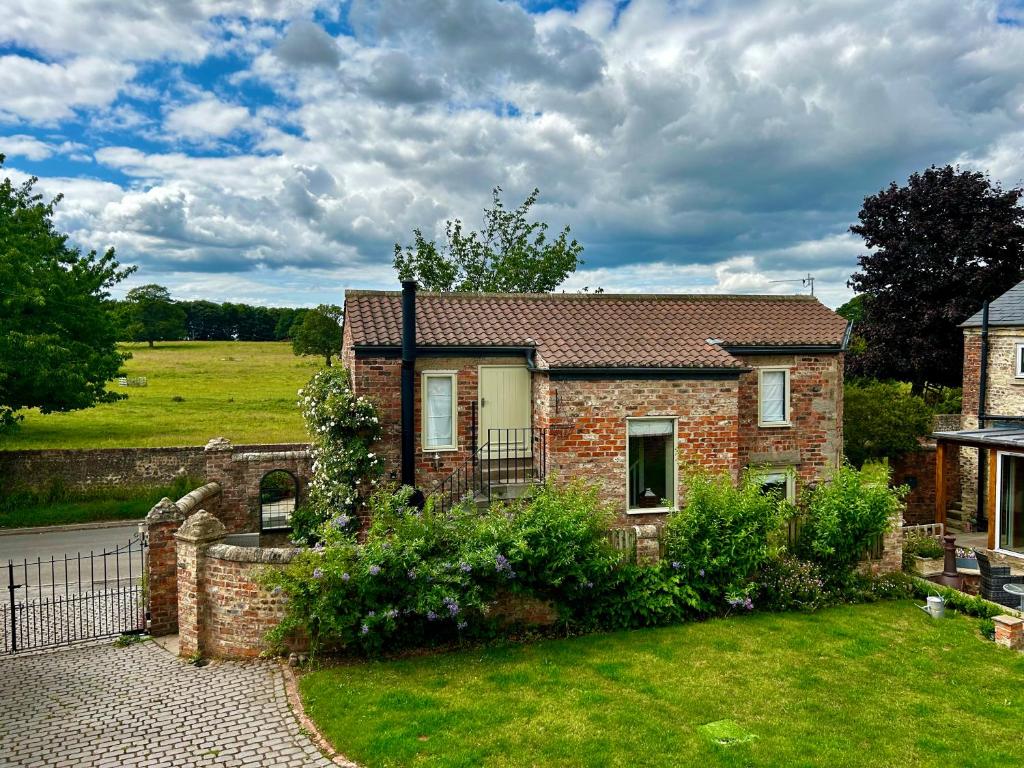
936, 280, 1024, 558
341, 281, 850, 523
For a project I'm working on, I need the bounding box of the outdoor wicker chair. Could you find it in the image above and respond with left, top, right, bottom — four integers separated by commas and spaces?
974, 548, 1024, 608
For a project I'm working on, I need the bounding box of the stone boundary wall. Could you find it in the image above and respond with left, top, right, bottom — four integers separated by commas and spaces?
0, 441, 310, 495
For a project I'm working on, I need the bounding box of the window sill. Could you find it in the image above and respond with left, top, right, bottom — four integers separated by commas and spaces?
423, 446, 458, 453
758, 421, 792, 429
627, 507, 673, 515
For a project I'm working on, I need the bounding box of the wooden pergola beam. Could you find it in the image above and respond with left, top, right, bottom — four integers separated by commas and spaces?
987, 448, 997, 551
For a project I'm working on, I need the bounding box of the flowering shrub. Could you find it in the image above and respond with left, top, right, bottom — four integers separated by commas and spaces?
756, 556, 829, 612
795, 463, 904, 579
265, 482, 705, 654
291, 368, 383, 543
662, 470, 787, 614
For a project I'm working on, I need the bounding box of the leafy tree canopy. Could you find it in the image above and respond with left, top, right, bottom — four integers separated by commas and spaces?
843, 380, 934, 467
393, 187, 584, 292
0, 155, 134, 432
120, 283, 187, 347
848, 165, 1024, 390
292, 304, 343, 366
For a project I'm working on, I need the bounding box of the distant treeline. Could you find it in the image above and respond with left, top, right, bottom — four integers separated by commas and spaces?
109, 299, 312, 342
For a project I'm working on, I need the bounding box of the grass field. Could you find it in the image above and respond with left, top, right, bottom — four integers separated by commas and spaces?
301, 601, 1024, 768
0, 341, 322, 450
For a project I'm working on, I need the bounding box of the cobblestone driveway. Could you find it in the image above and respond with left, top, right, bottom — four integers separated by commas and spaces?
0, 642, 336, 768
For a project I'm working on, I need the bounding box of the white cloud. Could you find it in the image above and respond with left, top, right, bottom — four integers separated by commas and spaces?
164, 97, 252, 140
0, 56, 134, 123
3, 0, 1023, 310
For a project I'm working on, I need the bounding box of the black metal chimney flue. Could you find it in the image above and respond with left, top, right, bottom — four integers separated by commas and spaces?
400, 279, 417, 487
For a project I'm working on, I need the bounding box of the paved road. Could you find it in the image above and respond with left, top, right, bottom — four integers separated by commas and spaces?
1, 523, 144, 593
0, 523, 143, 565
0, 641, 337, 768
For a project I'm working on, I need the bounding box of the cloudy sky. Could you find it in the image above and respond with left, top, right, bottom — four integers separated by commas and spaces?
2, 0, 1023, 309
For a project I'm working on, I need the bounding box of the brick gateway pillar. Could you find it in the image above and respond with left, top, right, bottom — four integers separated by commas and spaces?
174, 511, 227, 658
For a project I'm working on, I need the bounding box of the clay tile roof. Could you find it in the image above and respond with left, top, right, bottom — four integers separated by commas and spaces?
344, 291, 848, 370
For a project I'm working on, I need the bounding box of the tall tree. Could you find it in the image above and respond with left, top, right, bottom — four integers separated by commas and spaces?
393, 187, 584, 292
123, 284, 187, 347
0, 156, 135, 432
849, 165, 1024, 391
292, 304, 343, 366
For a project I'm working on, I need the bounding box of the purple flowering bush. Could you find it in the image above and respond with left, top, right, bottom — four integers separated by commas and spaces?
264, 481, 703, 654
755, 556, 830, 612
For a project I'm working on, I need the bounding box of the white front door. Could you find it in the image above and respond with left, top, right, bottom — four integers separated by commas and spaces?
478, 366, 531, 457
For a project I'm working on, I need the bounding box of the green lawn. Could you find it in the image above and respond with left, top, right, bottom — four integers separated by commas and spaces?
301, 601, 1024, 768
1, 341, 321, 449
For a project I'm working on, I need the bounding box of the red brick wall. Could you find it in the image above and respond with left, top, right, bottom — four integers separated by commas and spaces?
348, 353, 531, 490
892, 444, 961, 526
345, 347, 843, 517
202, 442, 311, 533
734, 353, 843, 489
200, 546, 304, 659
541, 376, 741, 524
349, 354, 403, 484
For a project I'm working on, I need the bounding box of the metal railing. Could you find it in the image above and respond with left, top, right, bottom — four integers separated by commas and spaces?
431, 427, 547, 513
4, 535, 147, 654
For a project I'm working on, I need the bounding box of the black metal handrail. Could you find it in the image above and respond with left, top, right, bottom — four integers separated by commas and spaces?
430, 427, 547, 513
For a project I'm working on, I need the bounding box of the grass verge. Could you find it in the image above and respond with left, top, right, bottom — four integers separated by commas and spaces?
300, 601, 1024, 768
0, 477, 199, 529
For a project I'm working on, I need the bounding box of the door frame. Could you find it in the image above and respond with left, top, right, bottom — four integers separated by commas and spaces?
995, 450, 1024, 559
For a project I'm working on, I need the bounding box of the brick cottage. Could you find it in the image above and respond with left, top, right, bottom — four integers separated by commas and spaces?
341, 281, 850, 522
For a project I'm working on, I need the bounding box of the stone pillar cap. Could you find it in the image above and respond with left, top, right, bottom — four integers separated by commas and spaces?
633, 524, 660, 538
146, 497, 184, 523
204, 436, 233, 452
993, 615, 1024, 627
174, 510, 227, 544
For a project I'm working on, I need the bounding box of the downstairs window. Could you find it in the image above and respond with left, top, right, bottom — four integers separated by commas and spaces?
627, 418, 676, 511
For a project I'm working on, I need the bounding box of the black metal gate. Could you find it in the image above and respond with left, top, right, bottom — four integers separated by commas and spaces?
3, 534, 147, 654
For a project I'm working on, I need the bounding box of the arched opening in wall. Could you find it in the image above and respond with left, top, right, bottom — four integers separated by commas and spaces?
260, 470, 298, 532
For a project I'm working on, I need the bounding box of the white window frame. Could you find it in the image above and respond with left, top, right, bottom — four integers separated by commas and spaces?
750, 467, 796, 503
995, 450, 1024, 559
758, 367, 792, 427
1015, 343, 1024, 379
421, 371, 458, 452
625, 416, 678, 515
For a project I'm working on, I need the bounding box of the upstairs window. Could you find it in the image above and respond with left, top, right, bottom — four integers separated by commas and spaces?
423, 373, 457, 450
1016, 343, 1024, 379
758, 368, 791, 427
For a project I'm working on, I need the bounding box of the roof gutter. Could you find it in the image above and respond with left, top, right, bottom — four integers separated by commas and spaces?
720, 344, 844, 355
548, 366, 747, 381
